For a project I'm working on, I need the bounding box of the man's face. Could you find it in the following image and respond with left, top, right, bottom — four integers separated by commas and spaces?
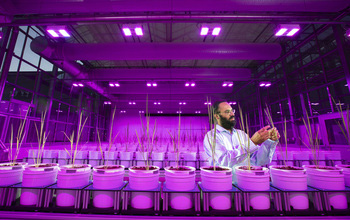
216, 102, 236, 130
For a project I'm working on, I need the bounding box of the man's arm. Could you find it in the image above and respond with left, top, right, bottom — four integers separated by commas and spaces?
250, 127, 280, 166
203, 130, 250, 168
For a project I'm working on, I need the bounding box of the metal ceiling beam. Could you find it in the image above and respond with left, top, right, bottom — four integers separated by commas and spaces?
88, 68, 252, 81
31, 36, 282, 61
1, 0, 349, 15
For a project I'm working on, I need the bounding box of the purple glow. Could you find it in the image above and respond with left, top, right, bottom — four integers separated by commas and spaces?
147, 83, 152, 87
120, 110, 126, 113
212, 27, 221, 36
176, 111, 182, 114
47, 29, 59, 37
129, 102, 136, 105
259, 83, 265, 87
109, 83, 115, 87
179, 102, 186, 105
152, 82, 157, 87
346, 29, 350, 37
200, 27, 209, 36
265, 83, 271, 87
185, 82, 190, 87
195, 111, 201, 114
275, 28, 287, 36
191, 82, 195, 87
78, 83, 84, 87
123, 28, 132, 36
115, 83, 120, 87
228, 83, 233, 87
286, 28, 300, 36
204, 102, 211, 105
232, 102, 237, 105
73, 83, 78, 87
104, 101, 112, 105
58, 29, 70, 37
157, 111, 163, 114
0, 32, 3, 39
222, 83, 227, 87
135, 27, 143, 36
139, 111, 144, 113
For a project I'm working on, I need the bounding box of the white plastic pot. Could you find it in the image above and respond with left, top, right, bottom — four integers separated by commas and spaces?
270, 165, 308, 210
165, 166, 196, 210
167, 152, 181, 167
335, 165, 350, 187
89, 151, 101, 167
304, 165, 347, 209
56, 164, 91, 207
20, 163, 59, 206
151, 152, 164, 168
0, 162, 26, 186
183, 152, 197, 168
119, 151, 133, 168
200, 166, 232, 210
199, 152, 211, 167
58, 150, 69, 165
128, 166, 160, 209
135, 151, 148, 166
74, 151, 88, 165
92, 165, 125, 208
235, 166, 270, 210
293, 151, 310, 166
42, 150, 58, 164
103, 151, 116, 165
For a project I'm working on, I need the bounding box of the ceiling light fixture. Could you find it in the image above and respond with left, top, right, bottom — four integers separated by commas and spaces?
46, 26, 71, 38
122, 24, 144, 37
275, 24, 300, 37
222, 81, 233, 87
104, 101, 112, 105
200, 24, 222, 36
259, 81, 271, 87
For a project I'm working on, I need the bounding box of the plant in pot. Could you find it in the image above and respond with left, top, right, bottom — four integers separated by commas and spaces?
20, 109, 59, 206
128, 95, 160, 209
0, 107, 29, 188
201, 98, 233, 210
234, 104, 271, 210
164, 111, 196, 210
56, 111, 91, 207
302, 111, 347, 210
92, 107, 125, 208
119, 124, 133, 168
333, 99, 350, 187
268, 113, 309, 210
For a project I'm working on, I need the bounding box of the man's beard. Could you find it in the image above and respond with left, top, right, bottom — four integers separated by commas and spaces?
219, 115, 236, 130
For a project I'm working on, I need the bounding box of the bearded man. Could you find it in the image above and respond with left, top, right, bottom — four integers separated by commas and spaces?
203, 101, 280, 170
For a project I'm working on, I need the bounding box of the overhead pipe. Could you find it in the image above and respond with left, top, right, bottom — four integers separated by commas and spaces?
30, 37, 108, 99
31, 37, 282, 61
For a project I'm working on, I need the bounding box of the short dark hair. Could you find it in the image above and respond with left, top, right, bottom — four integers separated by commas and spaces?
212, 100, 227, 114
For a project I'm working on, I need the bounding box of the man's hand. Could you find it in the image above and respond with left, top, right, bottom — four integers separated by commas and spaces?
251, 125, 270, 145
269, 127, 280, 141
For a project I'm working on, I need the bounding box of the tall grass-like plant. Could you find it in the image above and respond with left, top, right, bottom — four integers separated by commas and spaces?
33, 109, 50, 167
135, 95, 157, 170
97, 107, 120, 166
332, 98, 350, 147
8, 107, 30, 166
264, 105, 287, 166
63, 111, 88, 167
236, 104, 251, 170
205, 97, 217, 171
301, 111, 320, 168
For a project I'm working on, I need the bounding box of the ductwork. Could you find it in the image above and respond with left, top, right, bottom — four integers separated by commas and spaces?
31, 36, 282, 61
89, 68, 252, 81
30, 37, 108, 99
1, 0, 349, 15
